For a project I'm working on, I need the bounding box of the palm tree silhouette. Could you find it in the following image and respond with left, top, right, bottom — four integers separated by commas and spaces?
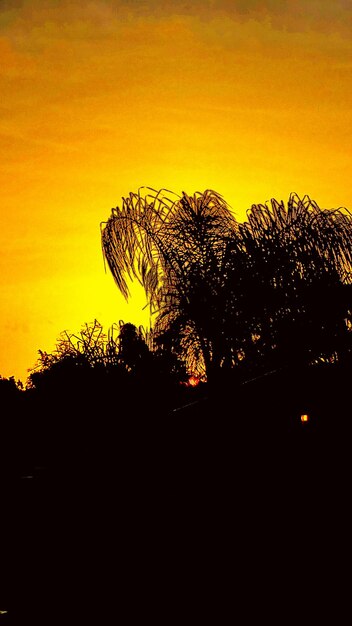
231, 194, 352, 370
101, 187, 237, 380
101, 189, 352, 381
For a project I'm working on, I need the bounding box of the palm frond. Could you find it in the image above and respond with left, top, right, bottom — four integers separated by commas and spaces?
101, 188, 352, 378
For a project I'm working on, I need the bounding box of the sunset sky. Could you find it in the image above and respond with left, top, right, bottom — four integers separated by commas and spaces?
1, 0, 351, 383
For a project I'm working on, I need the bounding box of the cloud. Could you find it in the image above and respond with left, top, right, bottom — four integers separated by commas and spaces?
1, 0, 350, 64
1, 0, 351, 37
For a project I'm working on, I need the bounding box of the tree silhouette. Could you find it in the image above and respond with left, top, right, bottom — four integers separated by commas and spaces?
101, 187, 238, 380
28, 320, 121, 386
101, 188, 352, 381
228, 194, 352, 371
117, 321, 151, 374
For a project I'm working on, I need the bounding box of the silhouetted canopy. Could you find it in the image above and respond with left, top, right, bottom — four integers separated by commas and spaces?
101, 189, 352, 379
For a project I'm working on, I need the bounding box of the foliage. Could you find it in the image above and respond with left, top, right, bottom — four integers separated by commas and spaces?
27, 320, 114, 390
0, 375, 23, 396
233, 194, 352, 370
102, 189, 352, 379
101, 187, 238, 378
27, 318, 187, 393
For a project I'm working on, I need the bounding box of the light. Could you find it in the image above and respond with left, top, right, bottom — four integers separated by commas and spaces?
300, 414, 309, 423
187, 375, 199, 387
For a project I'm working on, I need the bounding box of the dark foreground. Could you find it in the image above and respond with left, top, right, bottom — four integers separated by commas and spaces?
0, 365, 351, 624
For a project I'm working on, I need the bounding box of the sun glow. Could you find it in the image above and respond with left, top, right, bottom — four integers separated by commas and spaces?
187, 375, 200, 388
0, 0, 351, 383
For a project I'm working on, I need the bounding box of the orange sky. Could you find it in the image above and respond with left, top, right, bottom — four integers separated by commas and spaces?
1, 0, 351, 383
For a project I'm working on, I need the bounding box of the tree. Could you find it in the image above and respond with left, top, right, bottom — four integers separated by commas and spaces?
29, 320, 108, 378
117, 322, 151, 374
229, 194, 352, 370
101, 188, 352, 381
28, 318, 188, 411
101, 187, 238, 380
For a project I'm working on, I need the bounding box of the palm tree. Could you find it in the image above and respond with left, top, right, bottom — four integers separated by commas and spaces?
228, 193, 352, 370
101, 188, 352, 381
101, 187, 238, 380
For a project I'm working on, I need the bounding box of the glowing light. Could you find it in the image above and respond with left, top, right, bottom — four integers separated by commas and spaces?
1, 2, 351, 383
188, 375, 200, 387
301, 414, 309, 423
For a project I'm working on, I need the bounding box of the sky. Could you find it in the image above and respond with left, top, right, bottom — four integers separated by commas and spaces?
1, 0, 351, 383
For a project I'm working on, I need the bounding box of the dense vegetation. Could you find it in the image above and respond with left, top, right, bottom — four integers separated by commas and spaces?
102, 189, 352, 381
1, 189, 352, 623
2, 189, 352, 469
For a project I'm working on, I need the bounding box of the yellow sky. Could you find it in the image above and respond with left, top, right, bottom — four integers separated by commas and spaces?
1, 0, 351, 383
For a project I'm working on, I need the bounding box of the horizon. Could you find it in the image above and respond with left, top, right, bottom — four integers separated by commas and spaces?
1, 0, 351, 383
